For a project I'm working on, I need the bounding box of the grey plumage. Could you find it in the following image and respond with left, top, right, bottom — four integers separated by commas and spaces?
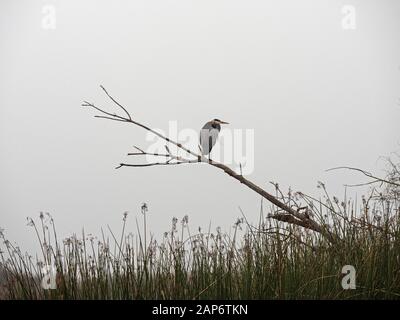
200, 119, 229, 155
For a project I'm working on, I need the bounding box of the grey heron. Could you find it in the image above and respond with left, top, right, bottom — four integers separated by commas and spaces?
199, 119, 229, 157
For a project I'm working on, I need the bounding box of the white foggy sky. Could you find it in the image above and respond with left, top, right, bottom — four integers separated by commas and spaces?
0, 0, 399, 253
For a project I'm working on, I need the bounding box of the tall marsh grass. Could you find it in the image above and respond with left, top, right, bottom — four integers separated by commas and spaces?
1, 181, 400, 300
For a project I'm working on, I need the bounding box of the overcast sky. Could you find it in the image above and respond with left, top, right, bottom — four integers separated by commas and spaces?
1, 0, 399, 254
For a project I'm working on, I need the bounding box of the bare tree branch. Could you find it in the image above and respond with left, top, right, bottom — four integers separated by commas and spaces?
116, 159, 199, 169
344, 180, 382, 188
326, 166, 400, 188
267, 213, 324, 234
99, 85, 132, 121
84, 86, 338, 244
94, 115, 129, 123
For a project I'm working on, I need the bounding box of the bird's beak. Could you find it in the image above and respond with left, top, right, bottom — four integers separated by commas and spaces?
219, 120, 229, 124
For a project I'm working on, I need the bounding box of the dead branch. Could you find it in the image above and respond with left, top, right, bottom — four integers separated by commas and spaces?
326, 166, 400, 188
83, 86, 338, 244
268, 213, 326, 234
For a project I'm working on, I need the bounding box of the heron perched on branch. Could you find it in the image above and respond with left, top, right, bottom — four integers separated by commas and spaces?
82, 86, 338, 244
199, 119, 229, 157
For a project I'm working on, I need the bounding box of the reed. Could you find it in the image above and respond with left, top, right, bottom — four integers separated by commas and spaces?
1, 183, 399, 300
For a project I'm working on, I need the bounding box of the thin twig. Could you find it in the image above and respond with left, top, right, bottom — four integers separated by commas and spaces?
100, 85, 132, 121
326, 166, 400, 188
